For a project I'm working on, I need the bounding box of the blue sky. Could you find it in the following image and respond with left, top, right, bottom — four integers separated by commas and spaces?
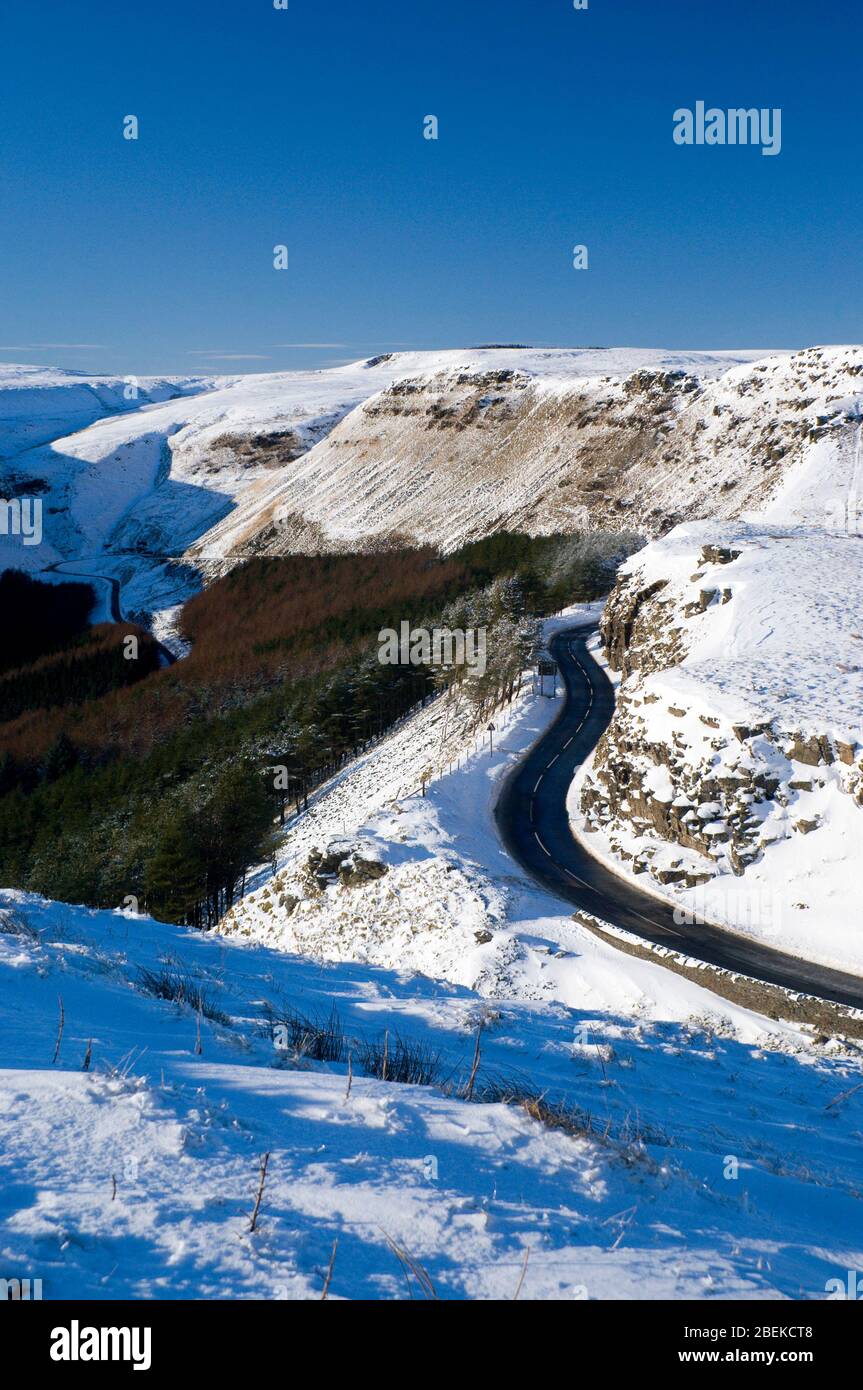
1, 0, 860, 375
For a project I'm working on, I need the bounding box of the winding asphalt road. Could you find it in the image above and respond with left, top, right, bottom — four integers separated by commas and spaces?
495, 625, 863, 1010
44, 561, 177, 667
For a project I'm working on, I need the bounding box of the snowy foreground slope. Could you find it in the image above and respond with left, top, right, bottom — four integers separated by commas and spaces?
2, 615, 863, 1299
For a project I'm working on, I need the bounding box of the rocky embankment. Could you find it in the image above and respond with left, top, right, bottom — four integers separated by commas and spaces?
577, 523, 863, 942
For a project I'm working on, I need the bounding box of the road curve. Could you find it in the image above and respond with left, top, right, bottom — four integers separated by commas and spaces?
43, 561, 177, 667
494, 625, 863, 1011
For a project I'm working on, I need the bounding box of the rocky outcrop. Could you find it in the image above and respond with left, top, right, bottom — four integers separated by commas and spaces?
580, 522, 863, 899
600, 576, 678, 676
305, 840, 389, 893
226, 839, 390, 927
581, 689, 787, 881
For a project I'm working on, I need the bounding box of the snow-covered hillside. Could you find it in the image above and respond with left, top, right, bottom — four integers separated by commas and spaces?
573, 522, 863, 973
3, 620, 863, 1300
0, 363, 216, 463
0, 355, 411, 591
0, 347, 768, 621
6, 344, 862, 642
188, 345, 862, 563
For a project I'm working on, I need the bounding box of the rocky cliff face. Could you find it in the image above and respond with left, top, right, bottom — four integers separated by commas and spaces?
577, 523, 863, 932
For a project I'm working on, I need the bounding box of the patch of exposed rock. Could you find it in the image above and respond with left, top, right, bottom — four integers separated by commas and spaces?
581, 523, 863, 894
305, 839, 390, 893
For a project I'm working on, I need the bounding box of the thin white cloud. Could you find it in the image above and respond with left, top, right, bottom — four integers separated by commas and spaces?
0, 342, 108, 350
187, 351, 271, 361
274, 343, 420, 350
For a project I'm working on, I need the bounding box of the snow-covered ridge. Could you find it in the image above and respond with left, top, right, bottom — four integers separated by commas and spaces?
607, 519, 863, 744
0, 346, 775, 613
0, 363, 220, 463
188, 344, 863, 566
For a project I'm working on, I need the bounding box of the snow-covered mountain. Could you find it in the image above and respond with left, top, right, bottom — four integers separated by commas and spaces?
4, 345, 861, 635
193, 345, 862, 562
0, 347, 770, 615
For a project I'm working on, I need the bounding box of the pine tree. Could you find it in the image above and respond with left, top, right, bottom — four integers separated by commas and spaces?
0, 752, 19, 797
43, 733, 78, 783
144, 807, 207, 927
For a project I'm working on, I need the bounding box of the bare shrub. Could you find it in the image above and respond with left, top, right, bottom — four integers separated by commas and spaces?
357, 1033, 444, 1087
264, 1002, 346, 1063
137, 963, 231, 1025
0, 907, 37, 939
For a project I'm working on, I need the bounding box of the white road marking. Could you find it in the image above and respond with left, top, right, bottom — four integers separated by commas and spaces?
537, 634, 722, 948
